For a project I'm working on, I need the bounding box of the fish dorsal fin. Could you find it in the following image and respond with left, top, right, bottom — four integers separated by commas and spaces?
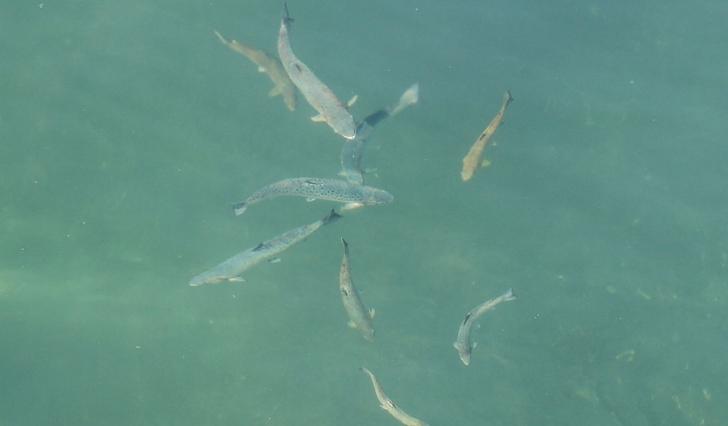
253, 242, 268, 252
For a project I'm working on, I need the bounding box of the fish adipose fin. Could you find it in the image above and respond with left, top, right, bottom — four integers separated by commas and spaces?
322, 209, 342, 225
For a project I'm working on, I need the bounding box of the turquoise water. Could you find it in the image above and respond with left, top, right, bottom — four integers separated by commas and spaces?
2, 1, 727, 425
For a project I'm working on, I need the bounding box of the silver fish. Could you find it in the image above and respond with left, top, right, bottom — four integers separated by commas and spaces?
339, 238, 374, 341
189, 209, 341, 286
233, 177, 393, 216
340, 83, 419, 185
360, 367, 429, 426
453, 288, 515, 366
277, 5, 356, 139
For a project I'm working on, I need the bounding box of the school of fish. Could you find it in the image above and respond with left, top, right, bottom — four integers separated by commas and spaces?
190, 4, 519, 425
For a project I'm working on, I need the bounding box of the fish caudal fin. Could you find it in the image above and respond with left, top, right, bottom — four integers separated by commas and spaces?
233, 202, 247, 216
323, 209, 342, 225
282, 2, 294, 25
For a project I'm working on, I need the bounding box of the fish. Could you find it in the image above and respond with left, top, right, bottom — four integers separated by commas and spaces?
277, 4, 357, 139
214, 30, 297, 111
189, 209, 341, 286
360, 367, 429, 426
339, 238, 375, 341
340, 83, 419, 185
461, 90, 513, 182
453, 288, 516, 366
233, 177, 393, 216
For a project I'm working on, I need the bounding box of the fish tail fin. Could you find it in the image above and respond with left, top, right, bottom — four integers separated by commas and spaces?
233, 202, 247, 216
282, 2, 295, 25
323, 209, 342, 225
504, 90, 514, 105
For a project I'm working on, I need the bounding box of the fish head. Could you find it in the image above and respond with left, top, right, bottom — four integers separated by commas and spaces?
365, 188, 394, 205
189, 273, 227, 287
363, 328, 375, 342
453, 342, 471, 366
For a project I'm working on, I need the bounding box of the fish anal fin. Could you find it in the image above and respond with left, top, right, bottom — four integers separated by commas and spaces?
369, 308, 375, 319
347, 320, 357, 329
306, 197, 316, 202
268, 257, 281, 264
310, 113, 326, 122
228, 276, 245, 283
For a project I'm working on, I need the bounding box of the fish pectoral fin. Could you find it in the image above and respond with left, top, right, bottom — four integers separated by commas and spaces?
310, 113, 326, 122
481, 158, 492, 168
228, 276, 246, 283
268, 85, 283, 97
257, 65, 267, 73
369, 308, 376, 319
342, 202, 364, 211
268, 257, 282, 264
472, 341, 478, 349
347, 320, 357, 329
346, 94, 358, 108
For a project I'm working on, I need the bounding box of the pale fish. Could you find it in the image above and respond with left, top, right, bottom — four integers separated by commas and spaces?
339, 238, 375, 341
360, 367, 429, 426
453, 288, 516, 366
189, 209, 341, 286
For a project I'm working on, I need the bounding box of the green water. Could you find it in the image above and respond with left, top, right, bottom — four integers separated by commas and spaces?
2, 1, 727, 425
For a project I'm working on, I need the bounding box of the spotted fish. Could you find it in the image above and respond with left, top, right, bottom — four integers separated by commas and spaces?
277, 4, 356, 139
233, 177, 393, 215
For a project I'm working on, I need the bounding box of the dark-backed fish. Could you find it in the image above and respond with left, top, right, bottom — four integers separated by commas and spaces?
340, 83, 419, 185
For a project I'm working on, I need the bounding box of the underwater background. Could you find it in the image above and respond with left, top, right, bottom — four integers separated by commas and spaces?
1, 0, 726, 425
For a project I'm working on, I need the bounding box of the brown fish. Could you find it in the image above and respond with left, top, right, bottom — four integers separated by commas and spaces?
461, 90, 513, 181
214, 30, 296, 111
